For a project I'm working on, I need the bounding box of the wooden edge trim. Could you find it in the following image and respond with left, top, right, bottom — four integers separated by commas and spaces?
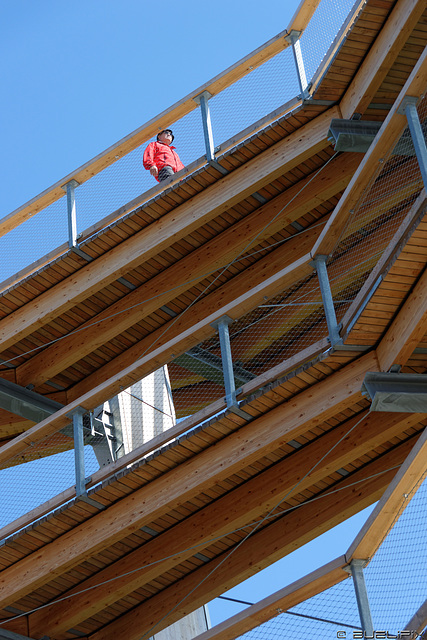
340, 190, 427, 337
0, 335, 328, 542
311, 46, 427, 258
0, 95, 304, 295
192, 556, 348, 640
403, 598, 427, 634
345, 424, 427, 563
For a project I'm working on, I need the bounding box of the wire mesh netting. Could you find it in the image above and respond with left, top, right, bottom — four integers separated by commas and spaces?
236, 578, 360, 639
167, 268, 328, 419
236, 471, 427, 639
365, 470, 427, 633
0, 0, 360, 285
0, 367, 180, 534
326, 104, 426, 332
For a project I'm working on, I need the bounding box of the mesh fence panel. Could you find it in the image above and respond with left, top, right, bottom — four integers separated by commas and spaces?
236, 578, 360, 639
236, 470, 427, 639
365, 471, 427, 633
0, 196, 68, 284
0, 0, 359, 287
300, 0, 359, 83
327, 106, 426, 330
0, 427, 99, 530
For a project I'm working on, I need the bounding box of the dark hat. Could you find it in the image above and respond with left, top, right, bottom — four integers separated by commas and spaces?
157, 129, 174, 142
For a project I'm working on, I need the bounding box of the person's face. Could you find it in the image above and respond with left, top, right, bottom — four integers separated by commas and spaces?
157, 131, 173, 145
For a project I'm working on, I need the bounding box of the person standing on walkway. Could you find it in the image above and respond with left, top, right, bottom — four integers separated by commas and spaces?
143, 129, 184, 182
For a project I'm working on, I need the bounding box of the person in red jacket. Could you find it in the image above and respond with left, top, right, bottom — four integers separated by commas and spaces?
143, 129, 184, 182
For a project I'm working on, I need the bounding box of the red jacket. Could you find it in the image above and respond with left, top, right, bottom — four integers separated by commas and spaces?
143, 141, 184, 181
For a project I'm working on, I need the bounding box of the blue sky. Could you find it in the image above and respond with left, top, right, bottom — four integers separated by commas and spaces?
0, 0, 378, 633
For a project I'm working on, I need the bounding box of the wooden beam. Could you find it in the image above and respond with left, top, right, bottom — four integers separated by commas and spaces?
0, 351, 378, 608
191, 556, 348, 640
0, 338, 328, 542
376, 265, 427, 371
0, 0, 322, 238
16, 152, 359, 389
89, 441, 410, 640
340, 0, 426, 118
346, 425, 427, 562
29, 409, 418, 637
311, 47, 427, 258
0, 106, 339, 353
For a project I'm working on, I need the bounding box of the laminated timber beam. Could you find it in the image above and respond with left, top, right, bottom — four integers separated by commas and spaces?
191, 556, 348, 640
376, 265, 427, 372
312, 48, 427, 258
14, 152, 360, 389
27, 410, 421, 637
0, 106, 340, 354
89, 440, 412, 640
0, 249, 315, 463
0, 351, 378, 609
0, 0, 322, 239
339, 0, 426, 119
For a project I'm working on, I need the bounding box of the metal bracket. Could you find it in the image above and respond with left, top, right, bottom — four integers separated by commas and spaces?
311, 255, 342, 347
61, 179, 79, 249
211, 315, 238, 408
194, 90, 215, 162
67, 406, 88, 497
346, 559, 374, 634
400, 97, 427, 191
284, 30, 309, 99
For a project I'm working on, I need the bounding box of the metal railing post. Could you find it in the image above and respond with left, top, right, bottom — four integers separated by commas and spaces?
194, 90, 215, 162
212, 315, 237, 407
62, 178, 79, 248
349, 559, 374, 635
312, 254, 342, 346
70, 406, 87, 496
400, 96, 427, 190
285, 30, 309, 99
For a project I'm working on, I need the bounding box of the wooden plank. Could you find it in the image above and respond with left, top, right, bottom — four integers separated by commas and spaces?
28, 409, 418, 636
191, 557, 347, 640
0, 352, 378, 608
0, 106, 339, 352
346, 425, 427, 561
0, 0, 322, 239
340, 0, 426, 118
376, 264, 427, 370
312, 47, 427, 257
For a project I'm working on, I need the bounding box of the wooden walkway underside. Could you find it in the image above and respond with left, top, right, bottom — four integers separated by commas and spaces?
0, 0, 426, 638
